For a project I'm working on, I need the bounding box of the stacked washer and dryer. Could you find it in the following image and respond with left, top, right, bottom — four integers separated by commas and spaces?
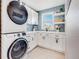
1, 0, 38, 59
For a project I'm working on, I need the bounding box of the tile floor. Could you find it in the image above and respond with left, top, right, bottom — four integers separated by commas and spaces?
28, 47, 65, 59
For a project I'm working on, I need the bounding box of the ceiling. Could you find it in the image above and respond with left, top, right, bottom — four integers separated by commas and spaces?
21, 0, 65, 11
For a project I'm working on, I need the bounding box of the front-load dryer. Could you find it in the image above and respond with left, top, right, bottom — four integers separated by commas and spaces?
1, 32, 37, 59
1, 0, 32, 33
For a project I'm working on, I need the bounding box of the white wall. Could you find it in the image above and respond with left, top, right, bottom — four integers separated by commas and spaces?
66, 0, 79, 59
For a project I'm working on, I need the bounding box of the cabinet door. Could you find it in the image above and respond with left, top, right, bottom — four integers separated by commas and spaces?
38, 33, 55, 49
48, 33, 56, 49
26, 8, 38, 25
26, 7, 32, 24
38, 33, 48, 47
54, 34, 65, 52
26, 33, 37, 52
59, 34, 65, 52
41, 33, 52, 48
56, 38, 64, 52
37, 33, 43, 45
31, 10, 38, 25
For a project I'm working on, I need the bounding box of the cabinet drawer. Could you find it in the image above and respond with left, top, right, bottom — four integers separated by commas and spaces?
55, 34, 66, 39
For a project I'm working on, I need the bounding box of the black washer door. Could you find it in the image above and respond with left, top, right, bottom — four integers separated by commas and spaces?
7, 1, 28, 25
7, 38, 28, 59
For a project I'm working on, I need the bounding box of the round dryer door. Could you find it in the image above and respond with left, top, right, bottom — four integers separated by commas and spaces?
7, 38, 28, 59
7, 1, 28, 25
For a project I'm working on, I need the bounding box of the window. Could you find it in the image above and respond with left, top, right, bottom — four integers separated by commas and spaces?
42, 13, 54, 31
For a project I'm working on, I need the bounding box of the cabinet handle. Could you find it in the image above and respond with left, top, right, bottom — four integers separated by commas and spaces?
42, 36, 46, 40
56, 38, 59, 43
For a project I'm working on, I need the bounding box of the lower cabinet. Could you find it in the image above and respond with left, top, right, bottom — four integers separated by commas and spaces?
38, 32, 65, 53
54, 38, 65, 53
55, 33, 65, 52
38, 33, 54, 49
26, 33, 37, 52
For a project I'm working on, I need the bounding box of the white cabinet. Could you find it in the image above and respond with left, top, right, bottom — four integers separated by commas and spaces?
26, 6, 32, 24
38, 32, 56, 50
38, 32, 65, 53
27, 8, 38, 25
26, 32, 37, 52
37, 32, 46, 46
46, 33, 55, 49
38, 33, 55, 48
54, 33, 65, 52
31, 10, 38, 25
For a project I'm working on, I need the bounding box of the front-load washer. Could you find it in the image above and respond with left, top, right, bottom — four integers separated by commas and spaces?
1, 32, 37, 59
1, 0, 33, 33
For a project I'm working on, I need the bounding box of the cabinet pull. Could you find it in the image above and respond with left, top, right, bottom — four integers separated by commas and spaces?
56, 38, 59, 43
42, 36, 45, 40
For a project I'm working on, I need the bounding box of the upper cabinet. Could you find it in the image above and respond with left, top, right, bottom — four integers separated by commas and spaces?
27, 8, 38, 25
31, 10, 38, 25
26, 9, 38, 31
